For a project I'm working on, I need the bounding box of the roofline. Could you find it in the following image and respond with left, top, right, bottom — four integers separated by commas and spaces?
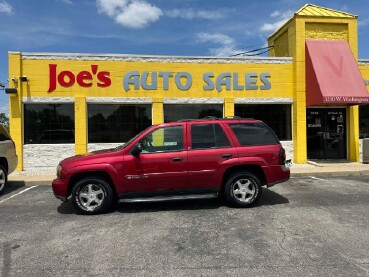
358, 59, 369, 65
9, 51, 293, 64
295, 3, 357, 18
268, 3, 357, 41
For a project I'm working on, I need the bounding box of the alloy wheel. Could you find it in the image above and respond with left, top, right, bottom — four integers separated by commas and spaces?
78, 183, 105, 211
0, 169, 6, 192
232, 178, 256, 203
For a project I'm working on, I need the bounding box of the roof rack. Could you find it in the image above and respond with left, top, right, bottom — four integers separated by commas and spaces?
177, 116, 255, 122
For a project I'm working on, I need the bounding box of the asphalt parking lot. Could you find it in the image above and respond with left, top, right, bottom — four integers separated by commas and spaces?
1, 176, 369, 277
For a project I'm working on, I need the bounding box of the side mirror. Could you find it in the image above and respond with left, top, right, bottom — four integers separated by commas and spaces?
131, 143, 142, 156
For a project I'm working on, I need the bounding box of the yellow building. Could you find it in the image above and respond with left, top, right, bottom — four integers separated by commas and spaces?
7, 4, 369, 171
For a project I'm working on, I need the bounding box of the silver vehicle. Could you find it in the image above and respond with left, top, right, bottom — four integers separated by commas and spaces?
0, 124, 18, 194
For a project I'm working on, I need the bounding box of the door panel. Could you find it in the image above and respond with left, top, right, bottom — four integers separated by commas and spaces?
124, 151, 187, 192
123, 125, 188, 192
187, 123, 237, 189
307, 109, 346, 159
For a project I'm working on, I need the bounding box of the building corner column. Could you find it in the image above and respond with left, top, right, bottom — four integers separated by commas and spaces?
8, 52, 23, 171
75, 97, 87, 154
152, 98, 163, 124
349, 105, 359, 162
224, 98, 234, 117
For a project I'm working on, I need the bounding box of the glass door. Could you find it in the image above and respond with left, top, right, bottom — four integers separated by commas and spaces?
307, 108, 346, 160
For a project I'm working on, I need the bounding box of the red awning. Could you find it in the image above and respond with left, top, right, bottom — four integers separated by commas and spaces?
305, 40, 369, 106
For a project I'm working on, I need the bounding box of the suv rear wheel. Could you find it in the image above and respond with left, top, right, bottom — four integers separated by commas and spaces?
224, 171, 262, 207
71, 177, 114, 215
0, 165, 8, 195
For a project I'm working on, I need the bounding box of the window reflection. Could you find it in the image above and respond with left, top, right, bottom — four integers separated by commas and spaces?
88, 104, 152, 143
164, 104, 223, 122
24, 104, 75, 144
235, 104, 292, 140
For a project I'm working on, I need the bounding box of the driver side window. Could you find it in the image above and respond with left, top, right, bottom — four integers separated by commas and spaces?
139, 125, 184, 153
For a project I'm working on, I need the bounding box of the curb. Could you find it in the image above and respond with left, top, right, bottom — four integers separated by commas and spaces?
291, 170, 369, 177
7, 170, 369, 187
8, 180, 53, 187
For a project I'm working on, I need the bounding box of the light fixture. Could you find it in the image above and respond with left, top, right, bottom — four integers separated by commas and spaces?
12, 77, 18, 84
20, 76, 28, 82
5, 88, 18, 94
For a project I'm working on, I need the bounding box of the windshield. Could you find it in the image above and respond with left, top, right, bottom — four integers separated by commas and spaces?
114, 126, 151, 150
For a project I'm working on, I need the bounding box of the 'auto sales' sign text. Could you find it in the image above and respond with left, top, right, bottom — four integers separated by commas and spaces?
47, 64, 272, 93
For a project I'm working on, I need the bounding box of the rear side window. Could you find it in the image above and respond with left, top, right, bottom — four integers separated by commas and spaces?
0, 125, 11, 141
191, 123, 231, 149
229, 123, 279, 146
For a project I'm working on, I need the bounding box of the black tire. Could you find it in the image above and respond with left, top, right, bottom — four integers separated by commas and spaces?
223, 171, 262, 208
0, 165, 8, 195
71, 177, 114, 215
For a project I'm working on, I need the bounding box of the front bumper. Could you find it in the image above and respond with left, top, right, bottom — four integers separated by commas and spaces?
52, 178, 69, 202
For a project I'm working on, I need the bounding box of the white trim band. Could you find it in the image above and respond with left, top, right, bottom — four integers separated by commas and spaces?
163, 98, 224, 104
20, 52, 293, 64
234, 98, 293, 104
358, 59, 369, 65
86, 97, 152, 104
22, 97, 74, 103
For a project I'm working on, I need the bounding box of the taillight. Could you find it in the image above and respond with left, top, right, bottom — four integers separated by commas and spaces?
278, 147, 286, 165
11, 140, 16, 150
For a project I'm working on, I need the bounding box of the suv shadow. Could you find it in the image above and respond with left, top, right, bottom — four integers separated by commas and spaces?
56, 188, 289, 215
0, 181, 25, 197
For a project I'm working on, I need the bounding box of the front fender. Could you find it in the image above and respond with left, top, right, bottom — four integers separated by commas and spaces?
67, 163, 122, 192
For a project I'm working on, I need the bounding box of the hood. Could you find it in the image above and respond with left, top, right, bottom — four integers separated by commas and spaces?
59, 148, 118, 166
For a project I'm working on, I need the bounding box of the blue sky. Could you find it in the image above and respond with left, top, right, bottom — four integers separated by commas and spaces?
1, 0, 369, 114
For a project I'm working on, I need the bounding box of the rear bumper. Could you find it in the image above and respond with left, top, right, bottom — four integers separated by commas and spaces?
267, 177, 290, 188
266, 165, 290, 188
52, 178, 69, 201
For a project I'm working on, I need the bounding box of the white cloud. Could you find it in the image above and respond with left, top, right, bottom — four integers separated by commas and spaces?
97, 0, 162, 28
165, 8, 224, 20
62, 0, 73, 4
260, 10, 294, 33
196, 32, 242, 56
271, 11, 280, 18
0, 1, 13, 15
358, 18, 369, 27
340, 5, 348, 12
0, 104, 8, 115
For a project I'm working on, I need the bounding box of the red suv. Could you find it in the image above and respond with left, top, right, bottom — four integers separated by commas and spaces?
52, 118, 290, 214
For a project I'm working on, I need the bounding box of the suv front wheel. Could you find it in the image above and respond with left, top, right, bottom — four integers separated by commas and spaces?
224, 171, 262, 207
71, 177, 114, 215
0, 165, 7, 195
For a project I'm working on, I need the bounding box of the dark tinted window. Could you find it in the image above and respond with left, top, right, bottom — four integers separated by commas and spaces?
191, 124, 230, 149
0, 125, 11, 141
359, 105, 369, 139
164, 104, 223, 122
24, 104, 75, 144
88, 104, 152, 143
138, 125, 184, 153
229, 123, 279, 146
235, 104, 291, 140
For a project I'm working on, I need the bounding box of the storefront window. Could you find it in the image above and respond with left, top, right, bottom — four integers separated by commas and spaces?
24, 104, 75, 144
164, 104, 223, 122
235, 104, 292, 140
88, 104, 152, 143
359, 105, 369, 139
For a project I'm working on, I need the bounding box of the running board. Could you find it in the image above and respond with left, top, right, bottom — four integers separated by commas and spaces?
118, 193, 218, 203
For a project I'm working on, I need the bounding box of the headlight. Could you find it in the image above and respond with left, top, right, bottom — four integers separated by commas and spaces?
56, 164, 62, 178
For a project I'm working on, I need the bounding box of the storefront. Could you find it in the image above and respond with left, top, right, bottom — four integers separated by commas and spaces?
6, 4, 369, 171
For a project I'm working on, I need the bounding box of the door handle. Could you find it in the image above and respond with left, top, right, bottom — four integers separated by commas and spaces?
172, 157, 183, 162
221, 154, 232, 158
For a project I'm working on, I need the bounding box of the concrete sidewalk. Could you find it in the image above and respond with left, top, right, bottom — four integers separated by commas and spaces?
7, 161, 369, 186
